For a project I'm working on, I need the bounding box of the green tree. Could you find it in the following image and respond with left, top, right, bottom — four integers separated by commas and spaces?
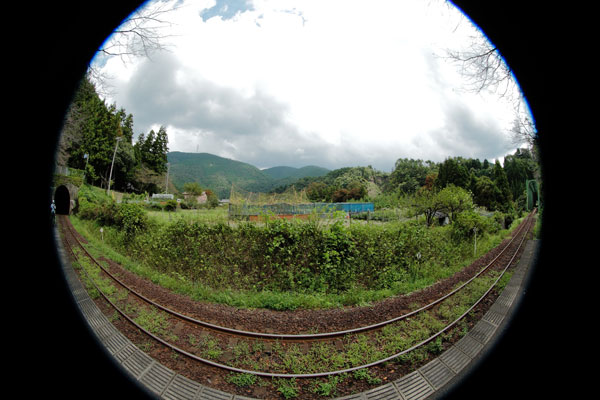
75, 95, 120, 188
62, 76, 143, 191
503, 148, 536, 204
151, 126, 169, 173
139, 129, 155, 163
183, 182, 203, 195
388, 158, 434, 194
473, 175, 502, 211
346, 180, 367, 200
492, 160, 512, 211
133, 132, 145, 166
205, 189, 220, 208
411, 188, 447, 227
136, 126, 169, 173
436, 185, 474, 223
112, 139, 137, 192
306, 181, 331, 202
435, 157, 469, 190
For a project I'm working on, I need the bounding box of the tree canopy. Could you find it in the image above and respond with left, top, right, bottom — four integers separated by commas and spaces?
59, 76, 169, 193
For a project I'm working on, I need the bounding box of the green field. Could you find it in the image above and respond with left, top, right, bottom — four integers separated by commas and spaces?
147, 207, 229, 224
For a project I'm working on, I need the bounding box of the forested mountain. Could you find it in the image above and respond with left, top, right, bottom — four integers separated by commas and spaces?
167, 152, 273, 199
262, 165, 330, 180
262, 165, 331, 188
166, 152, 330, 199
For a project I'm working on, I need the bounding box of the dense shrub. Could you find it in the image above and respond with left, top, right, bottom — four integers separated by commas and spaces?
76, 189, 501, 296
121, 216, 480, 295
114, 203, 148, 238
450, 210, 500, 241
76, 185, 148, 240
164, 199, 178, 211
76, 185, 119, 225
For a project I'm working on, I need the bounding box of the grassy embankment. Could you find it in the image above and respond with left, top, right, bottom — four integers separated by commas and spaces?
70, 194, 521, 311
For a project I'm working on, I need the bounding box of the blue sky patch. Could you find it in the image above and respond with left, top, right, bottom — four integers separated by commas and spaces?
200, 0, 255, 22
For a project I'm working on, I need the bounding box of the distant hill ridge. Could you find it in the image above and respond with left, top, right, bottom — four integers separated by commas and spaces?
166, 152, 329, 199
263, 165, 330, 179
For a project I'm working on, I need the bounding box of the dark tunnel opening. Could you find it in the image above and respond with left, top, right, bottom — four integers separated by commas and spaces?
54, 185, 71, 215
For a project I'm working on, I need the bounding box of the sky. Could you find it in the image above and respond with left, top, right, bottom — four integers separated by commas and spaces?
91, 0, 528, 171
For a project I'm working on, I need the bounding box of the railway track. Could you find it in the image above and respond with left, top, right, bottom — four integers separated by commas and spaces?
58, 211, 535, 382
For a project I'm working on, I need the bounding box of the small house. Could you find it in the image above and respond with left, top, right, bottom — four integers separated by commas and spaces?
182, 191, 207, 204
434, 211, 449, 226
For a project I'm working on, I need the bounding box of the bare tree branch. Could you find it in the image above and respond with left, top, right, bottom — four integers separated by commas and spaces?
509, 99, 538, 147
88, 0, 181, 96
438, 2, 538, 152
444, 38, 515, 98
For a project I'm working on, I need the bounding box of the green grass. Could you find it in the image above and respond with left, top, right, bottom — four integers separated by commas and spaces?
147, 207, 229, 225
274, 378, 299, 399
133, 306, 170, 336
226, 373, 257, 387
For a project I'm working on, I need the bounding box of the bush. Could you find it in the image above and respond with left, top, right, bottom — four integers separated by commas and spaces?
145, 202, 163, 211
78, 198, 512, 304
77, 196, 99, 220
76, 186, 119, 225
164, 199, 178, 211
451, 211, 497, 241
115, 203, 148, 238
127, 215, 478, 296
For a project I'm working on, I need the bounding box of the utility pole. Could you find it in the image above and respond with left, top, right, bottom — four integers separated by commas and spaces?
165, 162, 170, 193
83, 153, 89, 184
107, 136, 122, 195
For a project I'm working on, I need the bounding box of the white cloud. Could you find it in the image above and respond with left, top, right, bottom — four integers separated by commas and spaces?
93, 0, 522, 171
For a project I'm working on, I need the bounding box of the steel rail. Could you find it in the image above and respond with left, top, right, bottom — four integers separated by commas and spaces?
59, 211, 534, 379
61, 211, 534, 340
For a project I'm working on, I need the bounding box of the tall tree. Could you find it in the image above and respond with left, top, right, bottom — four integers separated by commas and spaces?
67, 83, 120, 188
503, 148, 536, 203
388, 158, 434, 194
151, 126, 169, 173
492, 160, 512, 211
61, 76, 144, 191
473, 175, 502, 211
436, 157, 469, 190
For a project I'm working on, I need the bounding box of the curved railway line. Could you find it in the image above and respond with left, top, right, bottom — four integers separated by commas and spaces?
57, 211, 535, 389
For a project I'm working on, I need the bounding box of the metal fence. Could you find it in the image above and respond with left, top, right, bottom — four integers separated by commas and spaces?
228, 202, 374, 219
55, 166, 85, 178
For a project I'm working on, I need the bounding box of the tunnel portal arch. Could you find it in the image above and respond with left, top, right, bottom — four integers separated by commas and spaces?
54, 185, 72, 215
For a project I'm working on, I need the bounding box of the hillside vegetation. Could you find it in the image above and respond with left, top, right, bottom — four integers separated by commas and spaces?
72, 184, 518, 310
166, 152, 329, 199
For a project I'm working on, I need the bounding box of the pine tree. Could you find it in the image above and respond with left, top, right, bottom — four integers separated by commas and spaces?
492, 160, 512, 212
151, 126, 169, 173
436, 158, 469, 190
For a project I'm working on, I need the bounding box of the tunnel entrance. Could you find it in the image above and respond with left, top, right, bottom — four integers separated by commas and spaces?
55, 185, 71, 215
